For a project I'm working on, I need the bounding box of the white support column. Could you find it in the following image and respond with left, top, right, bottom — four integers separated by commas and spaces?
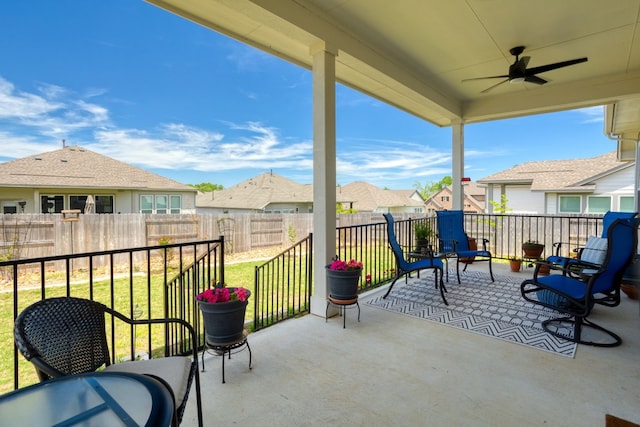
310, 42, 338, 317
451, 121, 464, 210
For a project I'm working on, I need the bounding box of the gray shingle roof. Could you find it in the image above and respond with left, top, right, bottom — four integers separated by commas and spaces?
0, 145, 194, 191
477, 151, 630, 191
196, 172, 315, 209
339, 181, 424, 211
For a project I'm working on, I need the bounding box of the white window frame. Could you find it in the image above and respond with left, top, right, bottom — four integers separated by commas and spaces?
558, 195, 581, 213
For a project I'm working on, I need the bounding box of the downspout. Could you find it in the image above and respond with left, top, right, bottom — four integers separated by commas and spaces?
604, 103, 640, 212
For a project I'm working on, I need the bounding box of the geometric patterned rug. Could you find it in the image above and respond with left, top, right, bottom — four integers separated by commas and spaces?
365, 270, 577, 357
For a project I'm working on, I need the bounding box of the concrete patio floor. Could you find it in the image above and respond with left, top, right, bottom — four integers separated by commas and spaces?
181, 262, 640, 427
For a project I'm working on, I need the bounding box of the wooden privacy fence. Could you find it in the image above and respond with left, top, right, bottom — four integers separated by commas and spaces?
0, 212, 610, 265
0, 213, 398, 262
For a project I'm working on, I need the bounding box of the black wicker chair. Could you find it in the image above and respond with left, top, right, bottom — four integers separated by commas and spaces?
14, 297, 203, 426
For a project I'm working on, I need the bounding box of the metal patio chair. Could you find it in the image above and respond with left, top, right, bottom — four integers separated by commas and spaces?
521, 217, 639, 347
383, 213, 447, 304
435, 210, 494, 284
14, 297, 203, 426
548, 211, 637, 266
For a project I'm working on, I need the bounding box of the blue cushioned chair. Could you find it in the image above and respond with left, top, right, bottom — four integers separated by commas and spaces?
548, 211, 637, 266
435, 210, 494, 284
383, 214, 447, 304
521, 217, 639, 347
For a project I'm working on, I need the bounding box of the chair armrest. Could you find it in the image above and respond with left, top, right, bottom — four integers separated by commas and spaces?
106, 308, 199, 361
29, 357, 67, 381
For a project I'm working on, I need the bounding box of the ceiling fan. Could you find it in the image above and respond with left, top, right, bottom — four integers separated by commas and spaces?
463, 46, 588, 93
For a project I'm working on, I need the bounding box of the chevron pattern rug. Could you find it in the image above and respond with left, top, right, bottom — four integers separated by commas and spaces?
365, 271, 577, 357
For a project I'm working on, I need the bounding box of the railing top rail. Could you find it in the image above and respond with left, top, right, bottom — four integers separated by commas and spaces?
0, 238, 223, 267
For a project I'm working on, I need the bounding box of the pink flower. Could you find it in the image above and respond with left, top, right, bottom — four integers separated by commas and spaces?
196, 286, 250, 303
329, 258, 363, 271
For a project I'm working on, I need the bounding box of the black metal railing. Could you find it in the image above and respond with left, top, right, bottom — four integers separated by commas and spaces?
253, 234, 313, 331
1, 212, 613, 393
462, 213, 606, 260
0, 238, 223, 393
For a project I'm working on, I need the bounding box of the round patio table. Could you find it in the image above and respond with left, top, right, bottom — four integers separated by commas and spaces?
0, 371, 174, 426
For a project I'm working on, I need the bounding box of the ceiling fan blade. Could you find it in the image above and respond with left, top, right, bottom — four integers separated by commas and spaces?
481, 78, 509, 93
462, 74, 509, 82
520, 56, 530, 68
525, 57, 588, 76
524, 75, 547, 85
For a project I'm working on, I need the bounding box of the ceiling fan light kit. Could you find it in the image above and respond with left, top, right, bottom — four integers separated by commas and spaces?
463, 46, 588, 93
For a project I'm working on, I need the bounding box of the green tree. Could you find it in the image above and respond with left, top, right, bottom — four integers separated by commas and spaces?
414, 176, 452, 200
188, 182, 224, 192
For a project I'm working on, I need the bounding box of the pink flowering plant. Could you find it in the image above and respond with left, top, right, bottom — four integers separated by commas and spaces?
196, 286, 249, 303
328, 258, 363, 271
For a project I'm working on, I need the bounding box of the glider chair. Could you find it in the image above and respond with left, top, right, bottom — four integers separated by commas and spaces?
14, 297, 203, 426
435, 210, 494, 284
383, 213, 447, 304
521, 217, 639, 347
548, 211, 637, 266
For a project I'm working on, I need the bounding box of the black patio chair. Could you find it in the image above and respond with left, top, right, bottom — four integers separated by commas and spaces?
383, 213, 447, 304
14, 297, 203, 426
521, 217, 639, 347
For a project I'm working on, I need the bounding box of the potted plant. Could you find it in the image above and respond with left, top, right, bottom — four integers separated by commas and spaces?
197, 284, 251, 344
509, 256, 522, 272
536, 259, 551, 276
414, 221, 432, 253
522, 240, 544, 258
325, 258, 363, 300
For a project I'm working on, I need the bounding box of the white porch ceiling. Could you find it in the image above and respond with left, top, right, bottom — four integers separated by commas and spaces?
146, 0, 640, 142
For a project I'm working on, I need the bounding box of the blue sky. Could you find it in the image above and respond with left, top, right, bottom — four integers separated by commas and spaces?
0, 1, 617, 190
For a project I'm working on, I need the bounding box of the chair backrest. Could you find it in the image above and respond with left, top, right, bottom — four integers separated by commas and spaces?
590, 217, 639, 295
601, 211, 637, 238
14, 297, 111, 380
383, 213, 410, 271
435, 210, 469, 252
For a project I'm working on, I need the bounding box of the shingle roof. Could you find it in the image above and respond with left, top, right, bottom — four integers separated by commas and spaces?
477, 151, 630, 192
196, 172, 316, 209
339, 181, 424, 211
0, 145, 194, 191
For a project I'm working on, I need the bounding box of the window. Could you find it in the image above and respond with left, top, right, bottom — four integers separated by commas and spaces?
559, 196, 581, 213
170, 196, 181, 214
41, 195, 64, 213
95, 196, 114, 213
3, 204, 17, 214
156, 195, 168, 214
69, 195, 114, 214
441, 196, 449, 202
69, 196, 87, 211
620, 196, 635, 212
587, 196, 611, 213
140, 195, 153, 214
140, 194, 182, 214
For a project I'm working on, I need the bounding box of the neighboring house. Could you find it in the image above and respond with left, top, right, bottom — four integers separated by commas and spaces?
0, 145, 197, 214
196, 174, 423, 214
338, 181, 425, 214
477, 151, 635, 215
196, 172, 321, 214
424, 182, 485, 213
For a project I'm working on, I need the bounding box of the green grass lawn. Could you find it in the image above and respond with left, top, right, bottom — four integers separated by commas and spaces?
0, 259, 260, 394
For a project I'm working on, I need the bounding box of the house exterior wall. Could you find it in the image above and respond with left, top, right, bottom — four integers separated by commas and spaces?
505, 185, 545, 214
0, 187, 196, 215
264, 202, 314, 214
485, 167, 635, 215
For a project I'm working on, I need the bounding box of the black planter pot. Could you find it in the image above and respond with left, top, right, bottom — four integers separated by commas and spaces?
326, 267, 361, 299
198, 289, 251, 344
